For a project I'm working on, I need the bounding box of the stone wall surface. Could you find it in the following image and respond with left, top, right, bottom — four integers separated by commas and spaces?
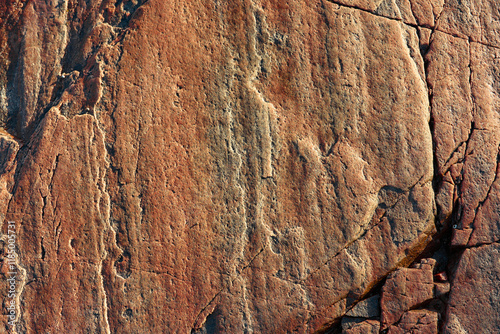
0, 0, 498, 333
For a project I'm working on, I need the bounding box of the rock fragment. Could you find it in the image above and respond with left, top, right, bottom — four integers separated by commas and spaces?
381, 259, 435, 328
346, 295, 380, 318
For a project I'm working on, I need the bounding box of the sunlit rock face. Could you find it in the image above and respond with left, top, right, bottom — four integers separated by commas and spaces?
0, 0, 498, 333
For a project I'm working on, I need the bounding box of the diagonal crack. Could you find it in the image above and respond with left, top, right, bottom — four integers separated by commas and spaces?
191, 247, 265, 331
301, 174, 431, 285
439, 121, 475, 176
466, 147, 500, 246
324, 0, 500, 51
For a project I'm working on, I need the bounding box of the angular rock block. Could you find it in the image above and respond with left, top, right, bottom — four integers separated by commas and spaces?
381, 259, 435, 328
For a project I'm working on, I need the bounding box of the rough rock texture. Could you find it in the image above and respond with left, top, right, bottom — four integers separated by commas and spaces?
388, 310, 439, 334
380, 259, 435, 328
0, 0, 498, 333
444, 244, 500, 334
345, 295, 380, 318
342, 318, 380, 334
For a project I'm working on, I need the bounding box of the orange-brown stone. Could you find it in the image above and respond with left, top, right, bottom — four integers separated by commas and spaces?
0, 0, 499, 333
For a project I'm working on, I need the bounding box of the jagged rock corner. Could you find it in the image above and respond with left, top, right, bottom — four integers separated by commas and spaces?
0, 0, 498, 333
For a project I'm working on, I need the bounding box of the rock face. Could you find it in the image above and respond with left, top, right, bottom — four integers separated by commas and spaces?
0, 0, 498, 333
444, 244, 500, 334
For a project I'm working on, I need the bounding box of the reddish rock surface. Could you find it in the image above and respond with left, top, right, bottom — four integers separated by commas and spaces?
342, 318, 380, 334
444, 244, 500, 334
380, 259, 435, 328
0, 0, 498, 333
388, 310, 439, 334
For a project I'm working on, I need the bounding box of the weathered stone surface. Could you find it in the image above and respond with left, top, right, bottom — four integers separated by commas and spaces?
342, 318, 380, 334
332, 0, 444, 27
425, 31, 472, 226
444, 243, 500, 334
0, 1, 438, 332
437, 0, 500, 47
462, 41, 500, 246
346, 295, 379, 318
0, 0, 499, 333
0, 135, 18, 222
434, 282, 450, 298
427, 5, 500, 331
381, 259, 434, 328
429, 7, 500, 245
388, 310, 438, 334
